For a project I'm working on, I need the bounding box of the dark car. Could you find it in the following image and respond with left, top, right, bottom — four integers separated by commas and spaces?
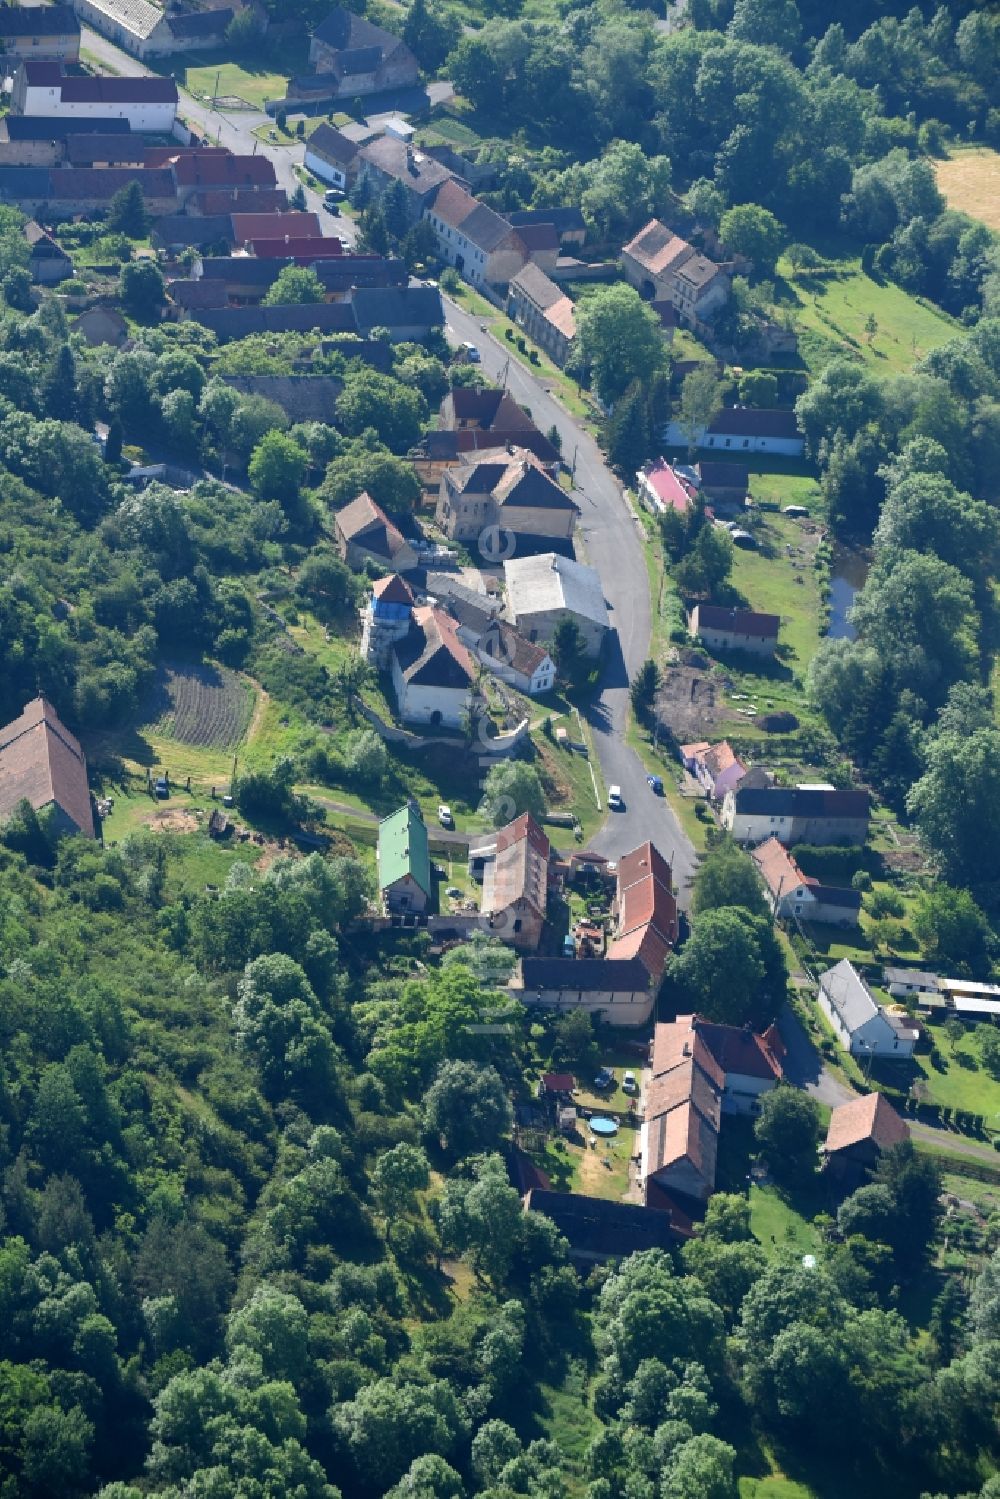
153, 776, 169, 799
647, 774, 664, 795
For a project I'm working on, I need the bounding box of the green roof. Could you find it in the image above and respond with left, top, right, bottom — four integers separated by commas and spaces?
377, 801, 431, 896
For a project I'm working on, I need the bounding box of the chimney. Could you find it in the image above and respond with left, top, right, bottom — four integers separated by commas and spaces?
682, 1041, 691, 1056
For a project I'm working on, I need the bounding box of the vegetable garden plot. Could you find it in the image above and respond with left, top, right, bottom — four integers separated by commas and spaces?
145, 663, 256, 751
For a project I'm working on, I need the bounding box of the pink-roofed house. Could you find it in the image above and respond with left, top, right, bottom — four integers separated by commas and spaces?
680, 739, 747, 800
636, 458, 696, 517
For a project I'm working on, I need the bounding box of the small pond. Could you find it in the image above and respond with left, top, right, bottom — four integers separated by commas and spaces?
828, 547, 870, 641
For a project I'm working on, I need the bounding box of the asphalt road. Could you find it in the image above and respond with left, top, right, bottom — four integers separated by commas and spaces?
443, 297, 699, 900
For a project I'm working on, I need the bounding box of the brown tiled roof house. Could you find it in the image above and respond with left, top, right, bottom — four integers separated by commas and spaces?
0, 697, 94, 837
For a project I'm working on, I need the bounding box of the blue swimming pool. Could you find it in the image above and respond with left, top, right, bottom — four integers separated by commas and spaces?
589, 1116, 619, 1137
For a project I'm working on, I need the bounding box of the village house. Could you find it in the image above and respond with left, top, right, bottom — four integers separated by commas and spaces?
189, 248, 406, 304
66, 132, 146, 167
228, 211, 324, 249
524, 1190, 679, 1263
436, 448, 577, 546
0, 114, 132, 166
722, 783, 870, 847
508, 205, 587, 249
468, 619, 555, 697
12, 60, 178, 131
697, 461, 750, 511
664, 407, 805, 458
0, 4, 79, 61
414, 391, 559, 487
636, 458, 697, 518
70, 0, 232, 57
440, 388, 527, 434
23, 220, 72, 284
377, 801, 431, 914
607, 841, 678, 983
751, 836, 862, 928
641, 1013, 783, 1210
390, 604, 475, 730
425, 178, 529, 290
822, 1091, 910, 1188
884, 967, 941, 1001
351, 285, 443, 342
818, 959, 919, 1059
688, 603, 780, 658
509, 956, 653, 1025
0, 696, 94, 838
357, 135, 455, 223
467, 812, 550, 951
622, 218, 730, 328
507, 264, 576, 365
303, 122, 362, 191
680, 739, 748, 801
307, 6, 418, 97
361, 573, 414, 667
503, 553, 610, 658
333, 491, 419, 574
169, 152, 278, 205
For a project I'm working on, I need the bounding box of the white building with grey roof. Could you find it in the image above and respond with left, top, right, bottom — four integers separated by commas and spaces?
502, 552, 610, 658
818, 959, 918, 1059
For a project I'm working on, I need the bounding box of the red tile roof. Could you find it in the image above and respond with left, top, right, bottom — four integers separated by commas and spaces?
230, 210, 321, 243
172, 153, 275, 188
692, 1016, 784, 1083
250, 236, 343, 260
825, 1092, 909, 1155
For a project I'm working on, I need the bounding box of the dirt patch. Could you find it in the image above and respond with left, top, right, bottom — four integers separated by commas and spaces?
146, 808, 201, 834
655, 663, 741, 743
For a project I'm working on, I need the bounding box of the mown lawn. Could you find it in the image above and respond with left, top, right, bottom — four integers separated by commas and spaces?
729, 508, 823, 681
740, 1479, 818, 1499
749, 1184, 823, 1259
776, 256, 957, 374
912, 1021, 1000, 1124
167, 41, 307, 108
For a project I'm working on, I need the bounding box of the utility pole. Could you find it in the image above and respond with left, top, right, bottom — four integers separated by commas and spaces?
570, 444, 578, 486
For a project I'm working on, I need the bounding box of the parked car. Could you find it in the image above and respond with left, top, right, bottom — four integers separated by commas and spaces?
622, 1070, 637, 1093
647, 774, 663, 795
562, 934, 576, 957
437, 804, 453, 827
323, 200, 340, 216
608, 784, 623, 810
153, 776, 169, 799
324, 187, 345, 204
461, 340, 481, 364
593, 1067, 615, 1090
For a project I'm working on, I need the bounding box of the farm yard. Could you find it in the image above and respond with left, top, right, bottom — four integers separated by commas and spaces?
935, 146, 1000, 233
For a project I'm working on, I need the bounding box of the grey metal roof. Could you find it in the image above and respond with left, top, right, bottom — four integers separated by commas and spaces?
504, 553, 610, 631
820, 959, 877, 1034
77, 0, 163, 39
